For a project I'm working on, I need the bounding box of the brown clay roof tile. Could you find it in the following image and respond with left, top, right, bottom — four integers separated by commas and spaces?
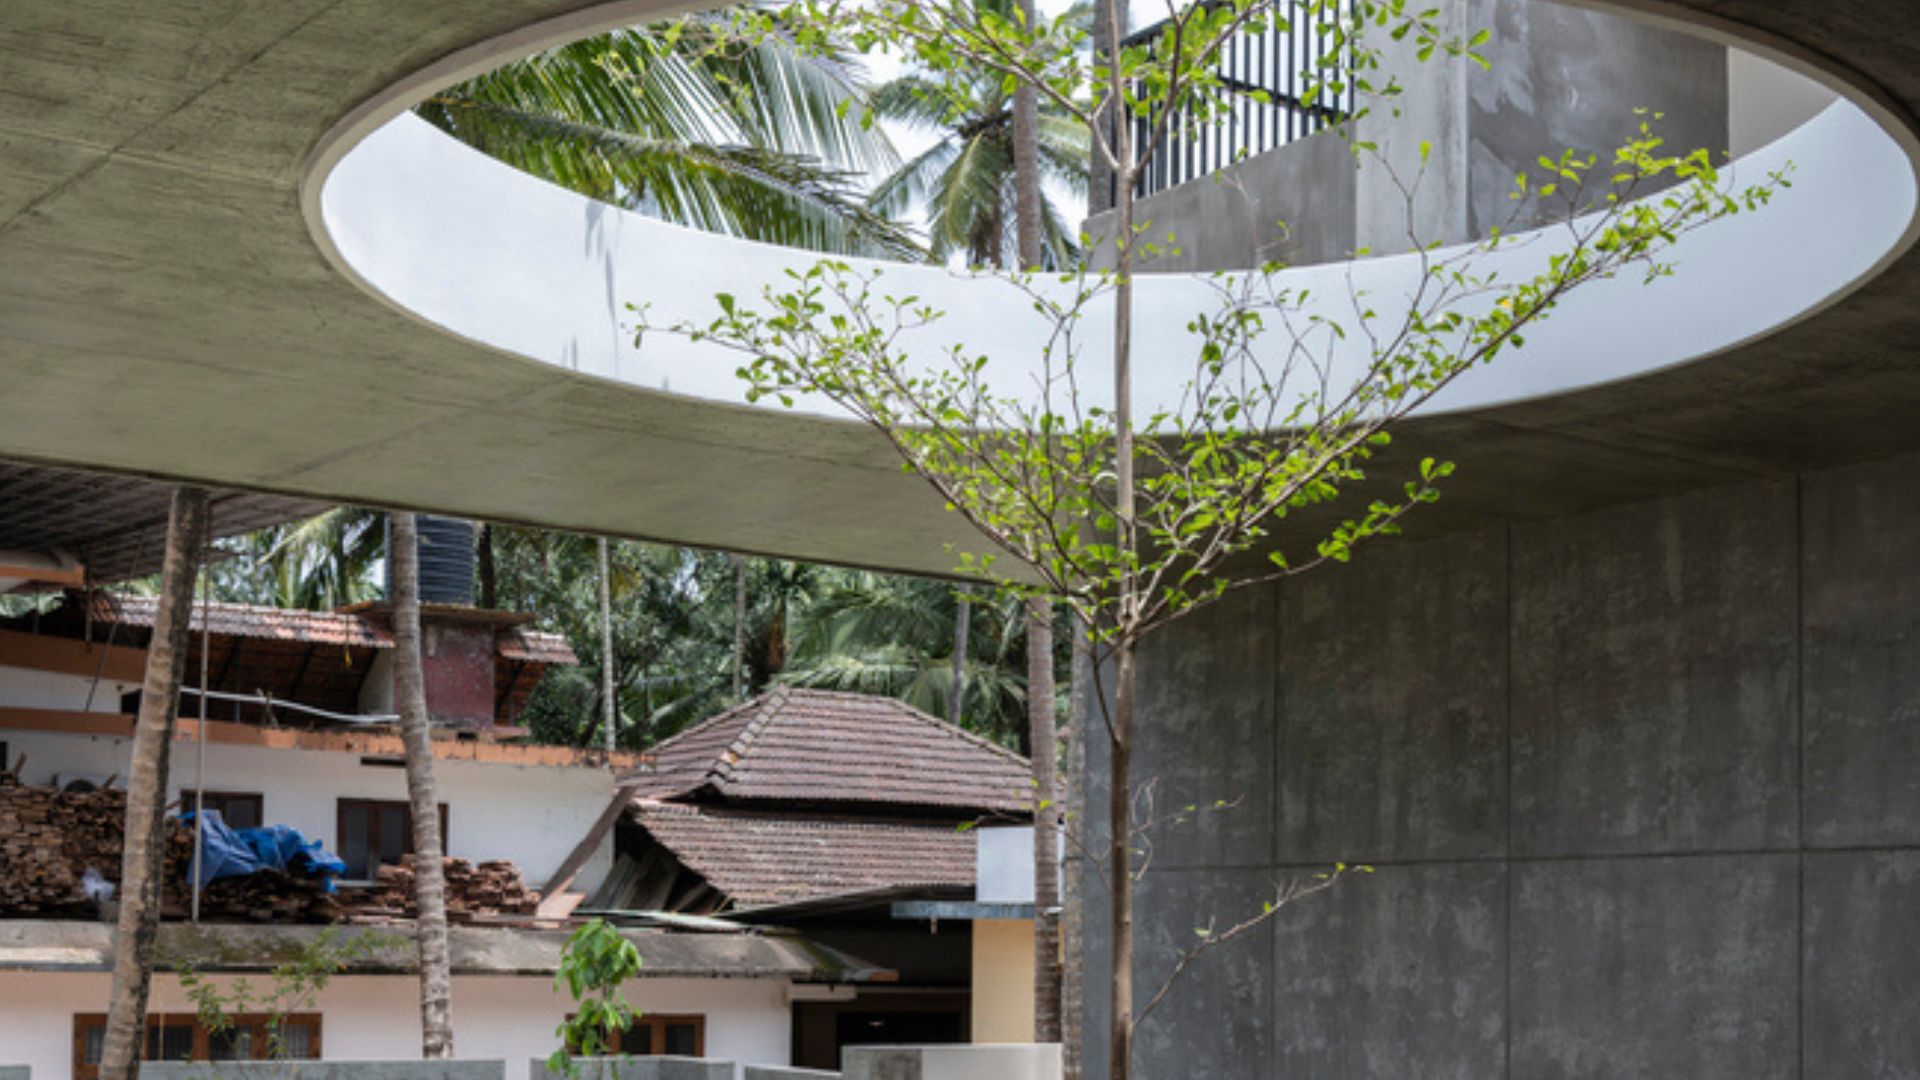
628, 800, 977, 909
625, 687, 1032, 814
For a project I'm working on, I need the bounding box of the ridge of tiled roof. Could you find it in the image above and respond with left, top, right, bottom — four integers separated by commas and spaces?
625, 687, 1032, 814
628, 799, 976, 910
91, 593, 393, 648
85, 593, 576, 664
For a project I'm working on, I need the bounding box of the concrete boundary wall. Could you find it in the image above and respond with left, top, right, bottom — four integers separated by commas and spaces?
1081, 449, 1920, 1079
530, 1058, 732, 1080
141, 1064, 503, 1080
842, 1045, 1061, 1080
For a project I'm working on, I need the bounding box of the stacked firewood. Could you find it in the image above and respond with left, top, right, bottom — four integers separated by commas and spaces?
0, 775, 191, 915
190, 871, 345, 924
344, 856, 540, 922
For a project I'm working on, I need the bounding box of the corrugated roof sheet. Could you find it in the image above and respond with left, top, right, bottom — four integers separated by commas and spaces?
626, 687, 1032, 814
630, 800, 976, 910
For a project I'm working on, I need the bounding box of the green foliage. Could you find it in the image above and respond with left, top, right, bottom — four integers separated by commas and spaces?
416, 17, 922, 258
865, 1, 1092, 268
548, 918, 645, 1075
176, 929, 397, 1065
649, 82, 1786, 654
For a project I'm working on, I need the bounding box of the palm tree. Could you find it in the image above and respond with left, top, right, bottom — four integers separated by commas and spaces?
417, 20, 922, 258
780, 570, 1037, 747
100, 488, 210, 1080
213, 507, 384, 610
866, 5, 1090, 268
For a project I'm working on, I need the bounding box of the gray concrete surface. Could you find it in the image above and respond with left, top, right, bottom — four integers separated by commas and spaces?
1080, 449, 1920, 1079
0, 1067, 27, 1080
0, 921, 883, 983
142, 1065, 502, 1080
0, 0, 1915, 584
1089, 0, 1728, 264
743, 1068, 841, 1080
532, 1059, 732, 1080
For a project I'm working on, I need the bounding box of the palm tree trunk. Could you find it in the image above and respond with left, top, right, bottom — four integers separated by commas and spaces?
390, 511, 455, 1058
476, 522, 497, 609
731, 553, 748, 702
598, 536, 616, 753
1028, 598, 1062, 1041
949, 588, 972, 723
1013, 0, 1042, 270
99, 486, 210, 1080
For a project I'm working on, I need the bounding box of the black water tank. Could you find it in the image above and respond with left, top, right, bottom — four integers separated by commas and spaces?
385, 514, 476, 606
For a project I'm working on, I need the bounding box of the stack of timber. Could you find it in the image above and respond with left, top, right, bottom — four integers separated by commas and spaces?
0, 774, 190, 915
342, 856, 540, 923
190, 871, 344, 924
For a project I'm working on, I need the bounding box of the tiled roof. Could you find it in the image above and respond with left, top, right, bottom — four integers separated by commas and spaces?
92, 594, 393, 648
497, 626, 578, 665
627, 687, 1032, 814
88, 593, 576, 663
629, 800, 976, 909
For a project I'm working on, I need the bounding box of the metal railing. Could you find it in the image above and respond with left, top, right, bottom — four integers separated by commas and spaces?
1113, 1, 1355, 202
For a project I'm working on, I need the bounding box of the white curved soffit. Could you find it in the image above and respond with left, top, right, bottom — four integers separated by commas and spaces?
306, 5, 1920, 427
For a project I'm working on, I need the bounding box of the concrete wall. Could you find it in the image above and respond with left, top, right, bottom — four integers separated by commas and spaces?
1079, 449, 1920, 1078
0, 971, 792, 1080
0, 725, 615, 892
531, 1058, 731, 1080
970, 919, 1037, 1044
1085, 0, 1729, 268
842, 1045, 1060, 1080
144, 1064, 502, 1080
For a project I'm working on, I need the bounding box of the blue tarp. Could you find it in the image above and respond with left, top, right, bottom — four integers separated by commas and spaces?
179, 809, 349, 893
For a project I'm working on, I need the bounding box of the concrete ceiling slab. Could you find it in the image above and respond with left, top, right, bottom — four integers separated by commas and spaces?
0, 0, 1916, 577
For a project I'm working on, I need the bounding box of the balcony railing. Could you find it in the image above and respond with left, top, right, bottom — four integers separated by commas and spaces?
1113, 0, 1355, 202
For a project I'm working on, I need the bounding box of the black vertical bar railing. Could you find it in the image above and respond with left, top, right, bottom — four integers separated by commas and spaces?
1109, 0, 1354, 204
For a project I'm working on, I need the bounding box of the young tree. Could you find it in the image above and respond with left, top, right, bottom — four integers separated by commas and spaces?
651, 4, 1785, 1077
99, 486, 211, 1080
390, 511, 456, 1057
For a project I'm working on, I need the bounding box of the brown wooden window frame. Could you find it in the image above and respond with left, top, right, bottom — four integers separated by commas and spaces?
73, 1012, 322, 1078
335, 798, 449, 880
565, 1013, 706, 1056
179, 789, 266, 830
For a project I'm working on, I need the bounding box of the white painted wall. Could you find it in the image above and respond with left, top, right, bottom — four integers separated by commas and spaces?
1730, 47, 1838, 158
974, 826, 1032, 906
0, 971, 792, 1080
0, 663, 137, 714
0, 726, 616, 893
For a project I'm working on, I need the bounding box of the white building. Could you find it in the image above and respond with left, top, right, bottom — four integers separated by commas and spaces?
0, 558, 884, 1080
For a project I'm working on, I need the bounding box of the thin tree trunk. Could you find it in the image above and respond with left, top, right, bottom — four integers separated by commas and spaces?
598, 536, 616, 753
949, 588, 972, 723
1061, 620, 1091, 1080
1107, 639, 1136, 1080
1028, 598, 1062, 1041
99, 486, 210, 1080
731, 554, 748, 702
1105, 0, 1138, 1064
391, 511, 455, 1058
476, 522, 497, 609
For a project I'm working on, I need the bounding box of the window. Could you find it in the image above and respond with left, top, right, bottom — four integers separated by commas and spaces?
73, 1014, 320, 1078
337, 798, 449, 879
567, 1014, 706, 1056
180, 790, 265, 830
